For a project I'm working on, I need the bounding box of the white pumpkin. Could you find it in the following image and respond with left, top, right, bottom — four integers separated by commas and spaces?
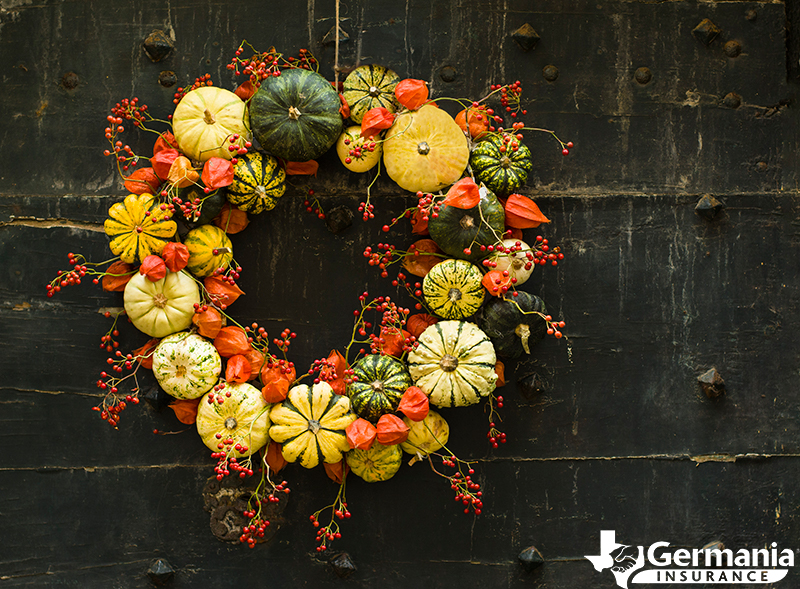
123, 270, 199, 338
407, 320, 497, 407
152, 332, 221, 399
489, 238, 535, 286
196, 382, 271, 459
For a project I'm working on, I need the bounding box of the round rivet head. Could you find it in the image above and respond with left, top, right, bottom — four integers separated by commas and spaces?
634, 67, 652, 85
158, 70, 177, 87
722, 92, 741, 109
542, 65, 559, 82
143, 29, 174, 62
439, 66, 457, 83
519, 546, 545, 573
723, 40, 742, 58
745, 9, 757, 21
61, 71, 79, 90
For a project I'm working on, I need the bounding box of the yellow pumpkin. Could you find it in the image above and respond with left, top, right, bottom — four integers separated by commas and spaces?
123, 270, 200, 338
103, 193, 177, 264
184, 224, 233, 278
269, 381, 356, 469
382, 104, 469, 193
172, 86, 250, 162
346, 441, 402, 483
399, 410, 450, 456
196, 381, 271, 458
336, 125, 382, 172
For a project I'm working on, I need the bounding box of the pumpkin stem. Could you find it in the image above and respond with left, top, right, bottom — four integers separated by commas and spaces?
459, 215, 475, 230
288, 106, 302, 120
417, 141, 431, 155
203, 108, 216, 125
447, 288, 463, 302
439, 354, 459, 372
224, 417, 238, 430
370, 380, 385, 393
368, 85, 380, 97
515, 323, 531, 355
500, 155, 511, 169
308, 419, 321, 434
152, 293, 168, 309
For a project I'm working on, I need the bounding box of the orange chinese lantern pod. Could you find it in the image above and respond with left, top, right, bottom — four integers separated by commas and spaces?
338, 93, 350, 119
201, 157, 234, 189
495, 360, 506, 388
406, 313, 438, 338
379, 326, 411, 358
151, 148, 180, 180
324, 460, 350, 484
260, 363, 295, 403
131, 338, 160, 370
454, 105, 490, 139
402, 239, 442, 278
213, 326, 251, 358
346, 418, 377, 450
397, 386, 429, 421
123, 167, 161, 195
169, 398, 201, 425
192, 306, 223, 339
139, 255, 167, 282
410, 207, 429, 235
442, 177, 481, 209
243, 349, 265, 380
101, 260, 134, 292
376, 414, 410, 445
204, 275, 245, 307
153, 131, 178, 155
360, 107, 395, 138
234, 80, 256, 101
504, 194, 551, 229
321, 349, 348, 395
284, 160, 319, 176
225, 354, 252, 384
167, 155, 200, 188
395, 78, 429, 110
162, 242, 190, 273
481, 269, 512, 297
213, 203, 249, 234
266, 442, 287, 473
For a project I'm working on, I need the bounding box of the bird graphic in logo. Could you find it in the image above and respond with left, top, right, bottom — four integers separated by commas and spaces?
585, 530, 645, 588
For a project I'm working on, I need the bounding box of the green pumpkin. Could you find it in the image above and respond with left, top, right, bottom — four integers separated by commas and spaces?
184, 224, 233, 278
347, 355, 412, 422
470, 134, 533, 197
427, 185, 506, 263
249, 68, 343, 162
342, 64, 400, 124
175, 184, 226, 227
227, 151, 286, 214
479, 291, 547, 359
346, 441, 402, 483
423, 259, 485, 320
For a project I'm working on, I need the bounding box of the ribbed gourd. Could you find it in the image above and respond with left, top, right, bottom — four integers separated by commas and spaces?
399, 410, 450, 456
347, 355, 412, 422
269, 381, 356, 469
123, 270, 200, 338
407, 321, 498, 407
184, 224, 233, 278
422, 259, 485, 320
469, 134, 533, 197
249, 68, 343, 162
196, 381, 271, 458
172, 86, 250, 161
104, 193, 177, 264
346, 441, 403, 483
479, 291, 547, 359
227, 151, 286, 214
341, 64, 400, 123
151, 332, 221, 399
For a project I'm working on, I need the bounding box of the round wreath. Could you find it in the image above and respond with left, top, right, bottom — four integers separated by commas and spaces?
46, 41, 572, 552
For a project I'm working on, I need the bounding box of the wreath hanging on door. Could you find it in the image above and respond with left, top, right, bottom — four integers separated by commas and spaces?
46, 41, 571, 552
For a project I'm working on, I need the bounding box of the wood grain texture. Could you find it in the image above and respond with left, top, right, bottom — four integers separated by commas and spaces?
0, 0, 798, 587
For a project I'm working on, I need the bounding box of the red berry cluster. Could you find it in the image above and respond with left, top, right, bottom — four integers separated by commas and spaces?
303, 191, 326, 220
310, 500, 350, 553
441, 458, 483, 515
310, 356, 339, 385
228, 43, 317, 88
272, 328, 297, 353
487, 421, 507, 448
93, 339, 144, 428
493, 81, 526, 119
362, 243, 396, 278
45, 252, 88, 296
544, 315, 566, 339
172, 73, 213, 104
239, 514, 270, 548
341, 136, 378, 164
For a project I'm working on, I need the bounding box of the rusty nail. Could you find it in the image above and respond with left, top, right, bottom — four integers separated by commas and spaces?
692, 18, 721, 45
146, 559, 175, 586
634, 67, 652, 85
61, 71, 79, 90
322, 24, 349, 46
511, 23, 540, 51
519, 546, 545, 573
143, 29, 174, 62
698, 368, 725, 399
542, 65, 559, 82
722, 92, 741, 109
745, 9, 757, 21
330, 552, 357, 579
723, 40, 742, 58
439, 66, 457, 83
158, 70, 177, 88
695, 194, 724, 220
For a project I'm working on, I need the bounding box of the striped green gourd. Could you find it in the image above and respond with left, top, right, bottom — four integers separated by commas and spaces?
346, 441, 403, 483
227, 151, 286, 214
422, 259, 485, 320
347, 354, 412, 422
469, 133, 533, 197
341, 64, 401, 123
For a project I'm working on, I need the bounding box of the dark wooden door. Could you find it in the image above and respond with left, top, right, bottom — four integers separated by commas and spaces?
1, 1, 798, 587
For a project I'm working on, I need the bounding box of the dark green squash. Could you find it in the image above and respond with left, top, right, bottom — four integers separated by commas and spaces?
347, 355, 412, 422
175, 185, 227, 227
470, 134, 532, 197
479, 291, 547, 359
249, 68, 343, 162
427, 185, 505, 263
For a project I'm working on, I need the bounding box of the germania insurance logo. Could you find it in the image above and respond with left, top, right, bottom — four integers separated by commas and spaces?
585, 530, 794, 587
